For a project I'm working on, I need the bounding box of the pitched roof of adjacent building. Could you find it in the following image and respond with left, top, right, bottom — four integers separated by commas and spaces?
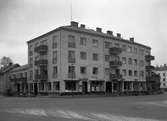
155, 65, 167, 71
10, 64, 29, 73
0, 64, 20, 74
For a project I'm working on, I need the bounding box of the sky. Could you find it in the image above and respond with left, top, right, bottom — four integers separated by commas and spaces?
0, 0, 167, 66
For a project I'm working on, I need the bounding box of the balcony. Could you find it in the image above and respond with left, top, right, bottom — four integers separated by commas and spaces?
68, 72, 76, 79
146, 65, 155, 70
34, 45, 48, 54
110, 61, 122, 68
110, 74, 122, 80
35, 74, 48, 81
145, 55, 155, 61
109, 47, 122, 55
35, 59, 48, 66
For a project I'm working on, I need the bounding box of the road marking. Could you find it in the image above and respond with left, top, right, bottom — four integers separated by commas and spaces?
6, 108, 162, 121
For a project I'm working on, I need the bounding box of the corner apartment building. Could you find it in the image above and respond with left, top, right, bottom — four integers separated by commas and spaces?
155, 65, 167, 91
27, 21, 154, 94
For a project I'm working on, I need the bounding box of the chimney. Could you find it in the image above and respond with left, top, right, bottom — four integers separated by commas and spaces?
117, 33, 121, 38
71, 21, 78, 27
130, 37, 134, 42
107, 31, 113, 35
80, 24, 85, 29
96, 27, 102, 32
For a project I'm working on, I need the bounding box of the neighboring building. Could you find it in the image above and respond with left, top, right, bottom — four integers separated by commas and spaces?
26, 21, 154, 95
155, 64, 167, 91
0, 64, 20, 94
9, 64, 29, 95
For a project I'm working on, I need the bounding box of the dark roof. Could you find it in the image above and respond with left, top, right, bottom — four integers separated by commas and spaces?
11, 64, 29, 73
27, 24, 151, 49
155, 66, 167, 71
0, 64, 20, 74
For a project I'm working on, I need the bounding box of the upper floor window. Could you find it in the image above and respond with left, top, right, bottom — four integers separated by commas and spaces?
139, 60, 144, 67
92, 67, 98, 75
139, 49, 144, 56
40, 40, 47, 45
122, 45, 127, 52
134, 70, 138, 77
127, 46, 132, 53
122, 57, 126, 64
80, 37, 87, 46
128, 58, 132, 65
80, 66, 87, 74
68, 50, 75, 63
68, 35, 75, 48
140, 71, 144, 78
134, 59, 137, 66
122, 69, 126, 76
92, 39, 98, 47
68, 65, 76, 78
52, 36, 57, 49
115, 43, 120, 47
104, 42, 112, 48
134, 47, 137, 54
80, 52, 87, 60
30, 70, 33, 80
129, 70, 132, 76
104, 68, 110, 75
29, 57, 33, 67
105, 55, 110, 62
93, 53, 99, 61
52, 51, 57, 64
52, 66, 58, 78
163, 73, 166, 76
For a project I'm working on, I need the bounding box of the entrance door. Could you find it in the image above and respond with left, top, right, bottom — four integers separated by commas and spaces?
106, 82, 112, 93
34, 83, 38, 95
82, 81, 88, 94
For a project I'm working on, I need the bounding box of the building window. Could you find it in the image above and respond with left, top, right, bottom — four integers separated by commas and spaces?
92, 67, 98, 75
65, 81, 76, 90
80, 52, 87, 60
80, 37, 87, 46
115, 43, 120, 47
39, 83, 44, 90
129, 70, 132, 76
105, 55, 110, 62
52, 66, 58, 78
139, 60, 144, 67
128, 58, 132, 65
122, 45, 127, 52
122, 69, 126, 76
139, 49, 144, 55
47, 82, 51, 91
52, 51, 57, 64
29, 57, 33, 67
93, 53, 99, 61
104, 42, 111, 48
40, 40, 47, 45
68, 65, 76, 78
122, 57, 126, 64
68, 50, 75, 63
134, 70, 138, 77
140, 71, 144, 78
134, 59, 137, 66
52, 36, 57, 49
80, 66, 87, 74
163, 78, 166, 81
163, 83, 166, 86
53, 82, 60, 90
30, 70, 33, 80
68, 35, 75, 48
127, 46, 132, 53
105, 68, 110, 75
134, 47, 137, 54
92, 39, 98, 47
163, 73, 166, 76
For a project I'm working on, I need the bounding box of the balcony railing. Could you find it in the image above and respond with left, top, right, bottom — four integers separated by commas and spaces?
68, 72, 76, 79
146, 65, 155, 70
145, 55, 155, 61
34, 45, 48, 54
109, 47, 122, 55
110, 60, 122, 68
35, 59, 48, 66
110, 74, 122, 80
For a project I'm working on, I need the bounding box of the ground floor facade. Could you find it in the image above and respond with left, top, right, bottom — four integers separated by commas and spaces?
13, 80, 147, 96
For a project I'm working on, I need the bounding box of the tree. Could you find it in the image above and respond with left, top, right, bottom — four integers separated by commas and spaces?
0, 56, 13, 68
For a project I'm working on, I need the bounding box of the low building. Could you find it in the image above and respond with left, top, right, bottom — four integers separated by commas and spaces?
9, 64, 29, 95
155, 64, 167, 91
0, 64, 20, 94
